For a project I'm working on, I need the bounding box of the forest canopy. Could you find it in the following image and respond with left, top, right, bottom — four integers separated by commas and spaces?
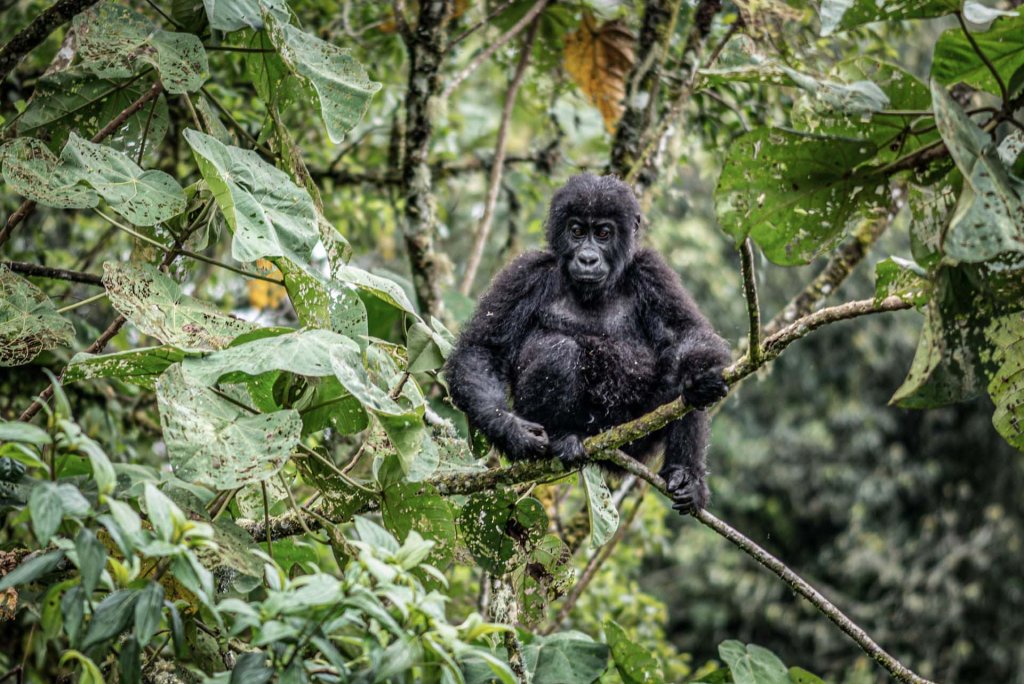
0, 0, 1022, 683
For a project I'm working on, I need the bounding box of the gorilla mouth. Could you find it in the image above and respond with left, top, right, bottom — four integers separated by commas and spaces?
570, 270, 607, 284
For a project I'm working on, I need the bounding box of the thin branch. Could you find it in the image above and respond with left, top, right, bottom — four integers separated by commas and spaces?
739, 238, 761, 364
542, 485, 647, 635
956, 11, 1007, 104
762, 209, 892, 337
0, 80, 165, 249
55, 291, 106, 313
0, 0, 100, 82
441, 0, 549, 100
0, 261, 103, 285
448, 0, 517, 48
460, 17, 540, 295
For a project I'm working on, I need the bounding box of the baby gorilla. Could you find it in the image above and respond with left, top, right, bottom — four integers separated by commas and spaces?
445, 174, 730, 513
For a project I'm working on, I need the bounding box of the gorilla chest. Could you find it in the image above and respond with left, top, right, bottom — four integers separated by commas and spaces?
511, 296, 659, 422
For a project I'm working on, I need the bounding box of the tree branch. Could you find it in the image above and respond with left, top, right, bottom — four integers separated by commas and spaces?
739, 238, 761, 364
0, 261, 103, 285
460, 17, 541, 295
441, 0, 549, 100
0, 0, 99, 82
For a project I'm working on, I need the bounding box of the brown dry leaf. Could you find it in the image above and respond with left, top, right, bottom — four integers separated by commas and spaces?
247, 259, 287, 310
564, 12, 635, 133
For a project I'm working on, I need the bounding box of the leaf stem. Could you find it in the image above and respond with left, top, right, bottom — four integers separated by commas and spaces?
55, 292, 107, 313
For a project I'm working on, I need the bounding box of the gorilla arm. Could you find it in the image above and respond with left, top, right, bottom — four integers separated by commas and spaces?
631, 248, 731, 408
444, 251, 557, 459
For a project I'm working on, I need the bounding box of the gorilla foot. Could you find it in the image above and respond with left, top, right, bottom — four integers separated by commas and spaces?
552, 434, 587, 469
662, 467, 709, 515
501, 413, 549, 460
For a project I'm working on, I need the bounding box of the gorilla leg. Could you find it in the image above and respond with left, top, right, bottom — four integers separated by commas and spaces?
659, 411, 711, 513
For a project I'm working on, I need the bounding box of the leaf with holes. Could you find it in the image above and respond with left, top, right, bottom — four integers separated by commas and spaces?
184, 129, 319, 263
932, 14, 1024, 97
103, 262, 257, 351
381, 481, 456, 574
714, 128, 885, 265
60, 134, 186, 226
819, 0, 958, 35
267, 19, 381, 143
564, 12, 634, 133
73, 2, 208, 94
0, 138, 96, 209
458, 487, 547, 575
182, 328, 345, 386
203, 0, 288, 31
275, 256, 368, 345
65, 346, 189, 389
0, 267, 75, 367
156, 365, 300, 489
930, 81, 1024, 263
874, 257, 929, 308
985, 313, 1024, 451
513, 534, 573, 627
581, 465, 618, 549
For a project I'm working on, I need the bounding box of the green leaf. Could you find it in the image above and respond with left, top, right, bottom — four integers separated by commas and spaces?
61, 133, 186, 226
29, 482, 64, 545
985, 313, 1024, 451
581, 465, 618, 549
156, 364, 301, 489
788, 666, 827, 684
458, 488, 547, 574
0, 266, 75, 367
267, 19, 381, 143
333, 263, 419, 316
134, 581, 165, 647
819, 0, 958, 35
605, 620, 664, 684
58, 650, 104, 684
0, 137, 97, 208
874, 257, 929, 307
381, 481, 457, 571
144, 483, 183, 541
514, 534, 573, 627
528, 631, 610, 684
932, 15, 1024, 96
81, 589, 139, 650
718, 640, 790, 684
183, 128, 319, 263
75, 528, 107, 595
998, 129, 1024, 178
182, 328, 345, 385
406, 321, 451, 373
0, 420, 50, 445
102, 262, 258, 351
714, 128, 884, 265
275, 256, 369, 343
203, 0, 288, 32
74, 2, 208, 94
229, 652, 274, 684
0, 550, 64, 590
65, 346, 190, 389
16, 70, 169, 155
200, 519, 265, 579
930, 80, 1024, 262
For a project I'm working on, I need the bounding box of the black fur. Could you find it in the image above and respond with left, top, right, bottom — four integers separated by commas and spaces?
445, 174, 730, 513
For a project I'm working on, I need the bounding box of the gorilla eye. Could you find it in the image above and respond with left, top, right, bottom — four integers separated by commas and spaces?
594, 226, 611, 241
569, 224, 587, 239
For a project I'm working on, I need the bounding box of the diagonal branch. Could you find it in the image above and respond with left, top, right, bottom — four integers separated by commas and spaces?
739, 238, 761, 364
0, 0, 99, 82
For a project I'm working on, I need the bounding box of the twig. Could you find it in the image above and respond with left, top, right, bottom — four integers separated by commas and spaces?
441, 0, 549, 100
956, 11, 1007, 104
543, 485, 647, 634
0, 80, 165, 249
55, 292, 106, 313
0, 0, 100, 82
738, 239, 761, 364
460, 17, 541, 295
448, 0, 517, 48
0, 261, 103, 285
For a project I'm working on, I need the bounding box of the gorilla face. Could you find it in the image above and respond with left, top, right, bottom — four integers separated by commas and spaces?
545, 173, 641, 296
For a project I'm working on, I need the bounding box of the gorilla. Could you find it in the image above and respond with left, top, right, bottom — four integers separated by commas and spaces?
444, 174, 730, 513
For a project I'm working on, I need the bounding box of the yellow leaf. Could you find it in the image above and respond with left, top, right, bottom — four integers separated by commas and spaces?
564, 12, 635, 133
248, 259, 287, 310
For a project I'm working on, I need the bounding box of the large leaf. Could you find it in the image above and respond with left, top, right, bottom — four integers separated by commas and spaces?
267, 19, 381, 143
527, 631, 610, 684
580, 465, 618, 549
985, 313, 1024, 451
16, 69, 169, 156
563, 12, 634, 132
381, 481, 456, 572
60, 133, 186, 226
605, 620, 663, 684
457, 488, 547, 575
183, 129, 319, 263
932, 15, 1024, 97
275, 256, 369, 344
0, 138, 97, 209
182, 328, 345, 385
0, 267, 75, 367
819, 0, 958, 35
930, 80, 1024, 262
513, 534, 573, 627
203, 0, 288, 31
718, 641, 790, 684
156, 365, 301, 489
714, 128, 884, 265
65, 346, 189, 389
74, 2, 208, 94
103, 262, 257, 351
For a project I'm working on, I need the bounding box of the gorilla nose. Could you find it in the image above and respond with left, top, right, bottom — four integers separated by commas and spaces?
577, 253, 599, 267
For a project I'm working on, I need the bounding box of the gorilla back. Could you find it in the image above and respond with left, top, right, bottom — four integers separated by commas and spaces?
445, 174, 730, 513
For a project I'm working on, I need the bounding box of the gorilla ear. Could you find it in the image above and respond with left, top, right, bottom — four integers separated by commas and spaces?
633, 213, 641, 232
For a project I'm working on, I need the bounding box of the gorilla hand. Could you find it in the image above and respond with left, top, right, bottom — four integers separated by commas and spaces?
662, 467, 710, 514
551, 434, 587, 469
497, 412, 549, 460
681, 364, 728, 409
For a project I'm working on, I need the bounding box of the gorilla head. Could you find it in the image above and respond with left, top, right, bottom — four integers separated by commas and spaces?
545, 173, 641, 297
